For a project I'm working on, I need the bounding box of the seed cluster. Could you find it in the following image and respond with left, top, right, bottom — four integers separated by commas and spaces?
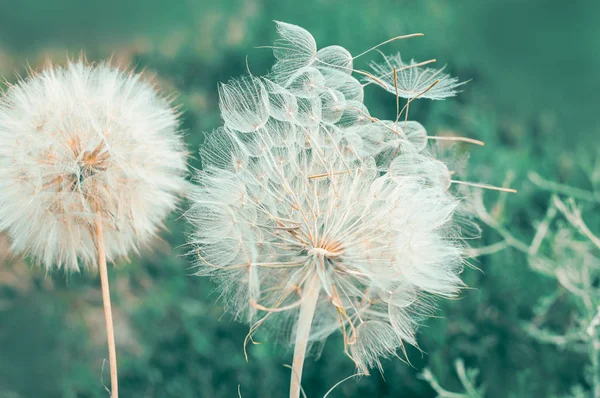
0, 62, 188, 270
188, 22, 467, 373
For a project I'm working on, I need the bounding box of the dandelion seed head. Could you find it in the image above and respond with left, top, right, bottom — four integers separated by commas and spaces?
0, 61, 188, 271
189, 22, 468, 373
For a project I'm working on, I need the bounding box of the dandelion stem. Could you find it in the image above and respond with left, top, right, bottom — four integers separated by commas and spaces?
95, 218, 118, 398
290, 273, 321, 398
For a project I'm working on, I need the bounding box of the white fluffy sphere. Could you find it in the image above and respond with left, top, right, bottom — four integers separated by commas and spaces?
0, 61, 188, 271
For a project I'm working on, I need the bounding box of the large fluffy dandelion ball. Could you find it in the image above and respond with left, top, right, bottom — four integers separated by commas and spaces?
0, 61, 188, 271
192, 130, 464, 373
189, 23, 471, 388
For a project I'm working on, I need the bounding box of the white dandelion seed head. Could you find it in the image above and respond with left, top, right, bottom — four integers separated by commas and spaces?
189, 22, 469, 373
0, 61, 188, 271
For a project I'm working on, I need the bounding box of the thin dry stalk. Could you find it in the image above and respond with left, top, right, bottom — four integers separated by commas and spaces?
289, 274, 321, 398
95, 218, 119, 398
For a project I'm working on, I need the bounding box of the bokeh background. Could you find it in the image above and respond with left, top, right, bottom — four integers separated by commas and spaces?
0, 0, 598, 397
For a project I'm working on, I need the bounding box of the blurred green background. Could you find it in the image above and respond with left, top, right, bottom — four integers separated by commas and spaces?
0, 0, 597, 397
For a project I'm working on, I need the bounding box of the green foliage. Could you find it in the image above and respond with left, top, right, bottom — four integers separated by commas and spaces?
420, 359, 486, 398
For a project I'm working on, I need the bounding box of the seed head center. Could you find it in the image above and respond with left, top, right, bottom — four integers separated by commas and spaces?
78, 142, 110, 180
308, 240, 344, 259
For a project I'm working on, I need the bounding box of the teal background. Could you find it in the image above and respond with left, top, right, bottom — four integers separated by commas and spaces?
0, 1, 597, 397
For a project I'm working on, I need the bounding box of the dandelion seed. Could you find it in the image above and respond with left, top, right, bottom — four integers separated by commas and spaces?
315, 45, 353, 73
219, 75, 270, 132
271, 21, 318, 83
368, 53, 468, 100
